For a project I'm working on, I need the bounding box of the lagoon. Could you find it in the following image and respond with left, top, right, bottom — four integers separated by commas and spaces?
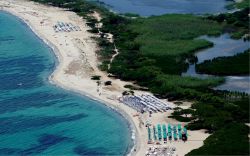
91, 0, 232, 16
183, 34, 250, 93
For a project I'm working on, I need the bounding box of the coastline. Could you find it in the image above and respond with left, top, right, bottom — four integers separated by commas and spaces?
0, 6, 138, 156
0, 1, 141, 155
0, 9, 138, 156
0, 0, 210, 155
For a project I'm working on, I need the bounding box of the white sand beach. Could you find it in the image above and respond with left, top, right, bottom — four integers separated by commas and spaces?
0, 0, 210, 155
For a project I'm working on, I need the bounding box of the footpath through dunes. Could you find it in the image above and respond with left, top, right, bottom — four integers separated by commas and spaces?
0, 0, 215, 155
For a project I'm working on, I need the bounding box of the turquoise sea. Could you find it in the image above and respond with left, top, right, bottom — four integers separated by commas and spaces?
0, 11, 132, 155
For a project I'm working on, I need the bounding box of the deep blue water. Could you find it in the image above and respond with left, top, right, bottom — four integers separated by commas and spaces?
90, 0, 232, 16
0, 11, 132, 155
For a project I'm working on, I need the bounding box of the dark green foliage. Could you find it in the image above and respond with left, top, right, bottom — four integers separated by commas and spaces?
104, 81, 112, 85
169, 108, 195, 122
196, 50, 250, 75
235, 0, 250, 9
187, 123, 249, 155
168, 115, 193, 122
207, 8, 249, 39
189, 102, 233, 131
151, 74, 224, 92
122, 91, 130, 96
171, 96, 250, 131
227, 0, 250, 9
104, 14, 224, 76
124, 84, 149, 91
173, 101, 183, 105
129, 90, 134, 95
96, 37, 115, 61
231, 98, 250, 123
98, 61, 109, 71
170, 95, 249, 155
101, 13, 226, 99
32, 0, 76, 7
122, 13, 140, 17
91, 75, 101, 80
124, 85, 138, 90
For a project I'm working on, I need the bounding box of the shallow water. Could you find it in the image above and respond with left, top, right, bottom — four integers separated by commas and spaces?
196, 34, 249, 64
0, 11, 132, 155
183, 34, 250, 93
216, 76, 250, 93
90, 0, 232, 16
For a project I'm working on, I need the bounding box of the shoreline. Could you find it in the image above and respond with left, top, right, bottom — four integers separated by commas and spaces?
50, 77, 138, 155
0, 1, 211, 155
0, 1, 140, 155
0, 7, 138, 156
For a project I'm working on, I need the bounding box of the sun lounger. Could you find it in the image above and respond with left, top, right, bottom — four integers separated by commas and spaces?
157, 124, 162, 141
162, 124, 167, 141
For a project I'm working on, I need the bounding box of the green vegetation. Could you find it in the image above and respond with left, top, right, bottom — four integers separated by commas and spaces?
91, 75, 101, 80
122, 90, 130, 96
173, 90, 249, 125
124, 85, 149, 92
207, 8, 249, 39
104, 81, 112, 85
187, 123, 249, 155
171, 94, 249, 154
169, 107, 195, 122
107, 14, 224, 75
30, 0, 250, 155
124, 84, 137, 90
130, 15, 222, 55
196, 50, 250, 75
100, 14, 226, 100
228, 0, 250, 9
188, 98, 249, 131
98, 7, 250, 155
236, 0, 250, 9
173, 101, 183, 105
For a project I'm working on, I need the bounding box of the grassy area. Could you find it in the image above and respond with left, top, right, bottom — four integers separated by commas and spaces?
149, 74, 224, 97
106, 14, 224, 75
102, 14, 227, 100
130, 14, 222, 56
196, 50, 250, 76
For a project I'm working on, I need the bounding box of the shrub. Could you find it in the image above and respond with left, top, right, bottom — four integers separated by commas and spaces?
104, 81, 112, 85
91, 75, 101, 80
